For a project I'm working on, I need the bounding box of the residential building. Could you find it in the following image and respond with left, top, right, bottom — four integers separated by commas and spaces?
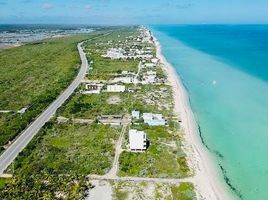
143, 113, 166, 126
144, 63, 156, 68
107, 84, 126, 92
129, 129, 147, 152
83, 83, 103, 94
151, 58, 159, 64
97, 115, 123, 126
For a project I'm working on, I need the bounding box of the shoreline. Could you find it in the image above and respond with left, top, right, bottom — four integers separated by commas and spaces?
0, 43, 21, 49
153, 35, 231, 199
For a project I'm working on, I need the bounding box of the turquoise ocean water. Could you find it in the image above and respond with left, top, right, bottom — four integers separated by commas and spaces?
151, 25, 268, 200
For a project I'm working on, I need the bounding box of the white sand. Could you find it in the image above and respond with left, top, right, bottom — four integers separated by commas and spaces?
154, 37, 232, 200
85, 180, 112, 200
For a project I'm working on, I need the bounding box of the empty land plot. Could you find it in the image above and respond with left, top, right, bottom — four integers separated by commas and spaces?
58, 92, 134, 119
132, 84, 174, 115
112, 181, 196, 200
0, 122, 120, 199
87, 52, 139, 80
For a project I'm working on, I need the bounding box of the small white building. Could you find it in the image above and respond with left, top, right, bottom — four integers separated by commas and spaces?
143, 113, 166, 126
131, 110, 140, 119
144, 63, 156, 68
151, 58, 159, 64
132, 54, 153, 59
83, 83, 103, 94
107, 84, 126, 92
129, 129, 147, 152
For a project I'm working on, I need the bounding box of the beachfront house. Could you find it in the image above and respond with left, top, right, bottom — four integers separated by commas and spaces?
151, 58, 159, 64
129, 129, 147, 152
131, 110, 140, 119
107, 84, 126, 92
143, 113, 166, 126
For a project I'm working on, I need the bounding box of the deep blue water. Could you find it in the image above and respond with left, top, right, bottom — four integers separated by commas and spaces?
152, 25, 268, 200
155, 25, 268, 83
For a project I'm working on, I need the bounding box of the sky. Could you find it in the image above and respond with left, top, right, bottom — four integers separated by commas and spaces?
0, 0, 268, 24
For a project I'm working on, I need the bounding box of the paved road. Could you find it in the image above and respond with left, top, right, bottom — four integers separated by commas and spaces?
0, 42, 88, 175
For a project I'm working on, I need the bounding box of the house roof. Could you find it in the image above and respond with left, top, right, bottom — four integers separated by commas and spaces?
129, 129, 146, 150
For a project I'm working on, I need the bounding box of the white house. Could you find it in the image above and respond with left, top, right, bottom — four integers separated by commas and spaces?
83, 83, 103, 94
143, 113, 166, 126
129, 129, 147, 152
144, 63, 156, 68
131, 110, 140, 119
151, 58, 159, 64
107, 84, 126, 92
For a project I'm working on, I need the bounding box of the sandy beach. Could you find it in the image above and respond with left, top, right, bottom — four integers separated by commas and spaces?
0, 43, 21, 49
154, 36, 232, 200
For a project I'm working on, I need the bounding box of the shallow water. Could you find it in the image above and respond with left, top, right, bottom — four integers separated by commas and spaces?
152, 25, 268, 200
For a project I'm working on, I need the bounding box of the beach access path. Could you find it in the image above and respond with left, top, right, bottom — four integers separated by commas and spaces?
0, 42, 88, 175
106, 125, 128, 178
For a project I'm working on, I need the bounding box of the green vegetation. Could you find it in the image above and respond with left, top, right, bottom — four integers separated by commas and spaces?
58, 82, 173, 120
170, 183, 197, 200
0, 34, 95, 151
133, 84, 174, 116
112, 181, 148, 200
112, 181, 196, 200
0, 35, 90, 110
1, 122, 119, 199
58, 92, 132, 119
119, 124, 191, 178
87, 52, 139, 80
112, 181, 129, 200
